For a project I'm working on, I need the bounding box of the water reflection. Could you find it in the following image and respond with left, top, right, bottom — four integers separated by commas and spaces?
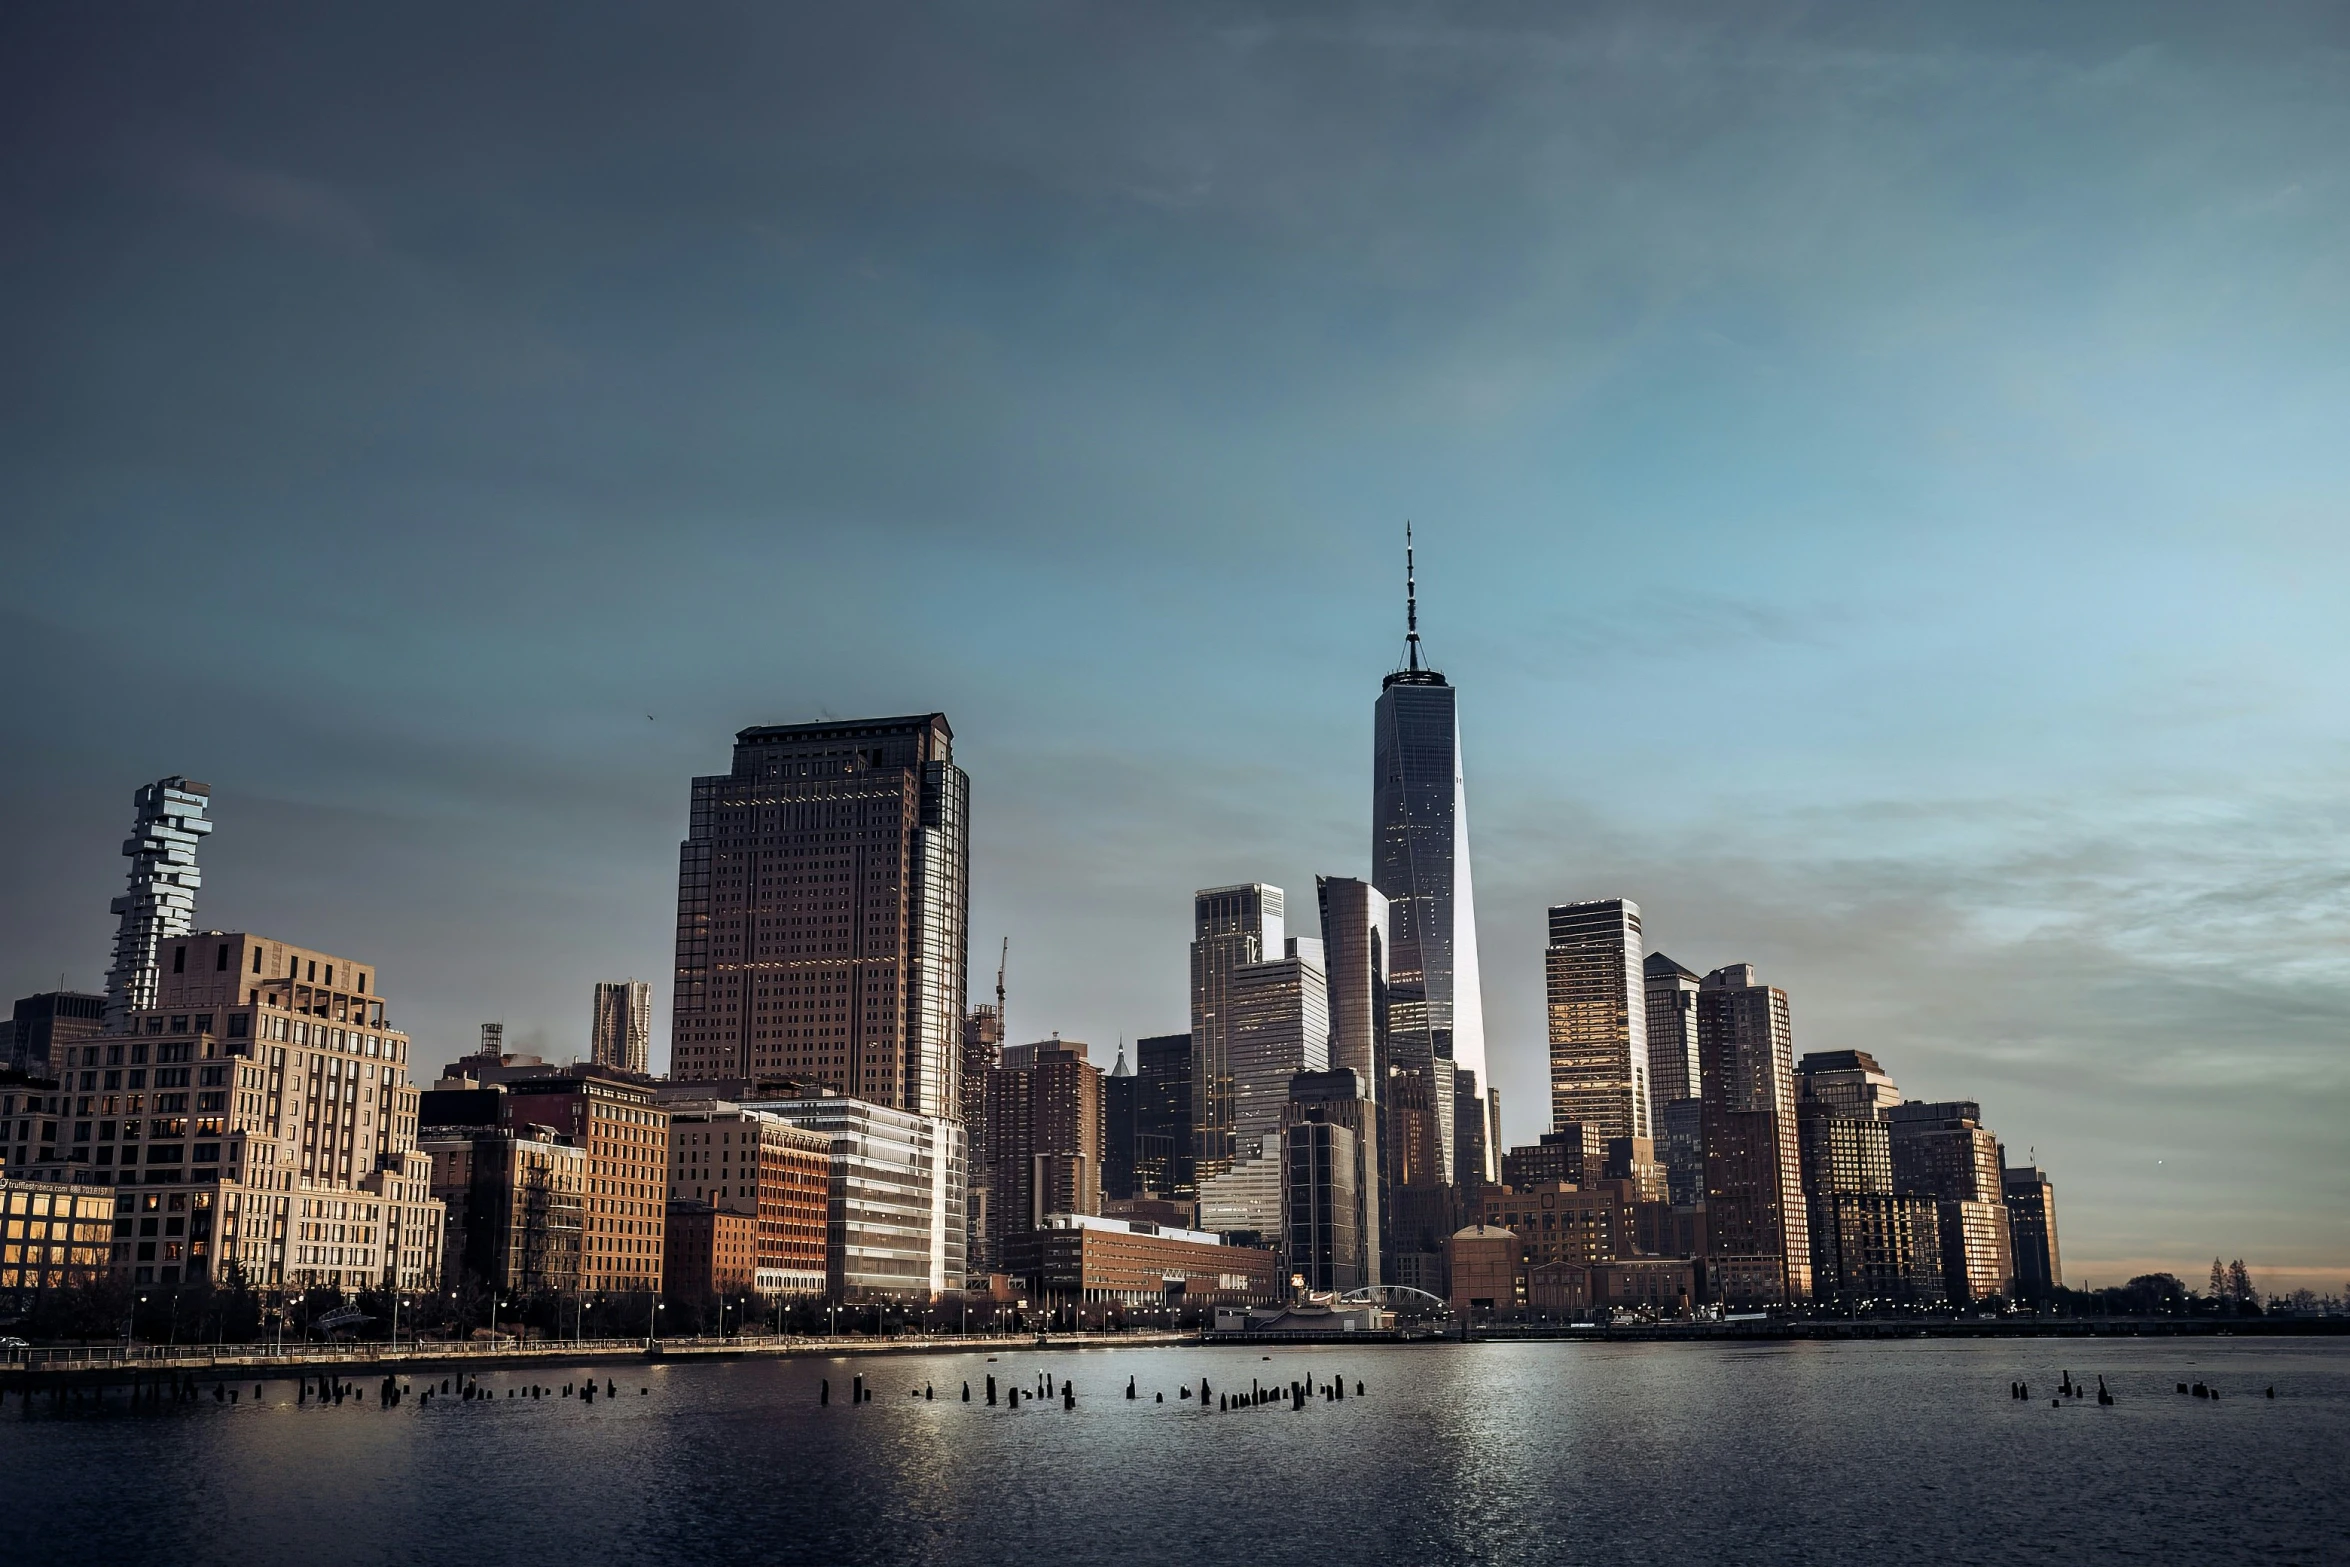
1, 1339, 2341, 1565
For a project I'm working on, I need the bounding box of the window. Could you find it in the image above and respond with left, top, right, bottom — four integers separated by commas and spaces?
173, 946, 186, 974
252, 948, 262, 974
215, 944, 229, 972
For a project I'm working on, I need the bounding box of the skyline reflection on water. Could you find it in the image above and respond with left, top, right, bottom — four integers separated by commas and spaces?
1, 1337, 2342, 1566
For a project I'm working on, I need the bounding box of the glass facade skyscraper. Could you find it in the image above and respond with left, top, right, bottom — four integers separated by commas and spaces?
1545, 899, 1651, 1143
1188, 883, 1283, 1181
1372, 534, 1487, 1185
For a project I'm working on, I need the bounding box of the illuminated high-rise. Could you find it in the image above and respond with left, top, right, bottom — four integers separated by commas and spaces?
1545, 899, 1650, 1143
1642, 951, 1702, 1108
1697, 963, 1811, 1304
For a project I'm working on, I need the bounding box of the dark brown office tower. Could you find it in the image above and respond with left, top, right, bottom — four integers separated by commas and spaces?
982, 1041, 1102, 1265
669, 716, 969, 1119
1696, 964, 1811, 1305
2001, 1165, 2062, 1295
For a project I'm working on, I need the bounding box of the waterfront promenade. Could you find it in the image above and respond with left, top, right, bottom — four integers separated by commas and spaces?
0, 1329, 1194, 1390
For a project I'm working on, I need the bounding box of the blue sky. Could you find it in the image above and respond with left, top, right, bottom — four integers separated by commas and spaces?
3, 3, 2346, 1290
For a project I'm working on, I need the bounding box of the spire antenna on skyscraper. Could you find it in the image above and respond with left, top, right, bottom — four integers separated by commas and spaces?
1388, 524, 1443, 686
1405, 521, 1420, 672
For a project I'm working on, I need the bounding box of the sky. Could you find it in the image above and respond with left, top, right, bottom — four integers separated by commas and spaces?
3, 2, 2346, 1293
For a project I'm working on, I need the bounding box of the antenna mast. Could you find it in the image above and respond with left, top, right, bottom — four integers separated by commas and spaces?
1405, 521, 1421, 671
996, 937, 1008, 1035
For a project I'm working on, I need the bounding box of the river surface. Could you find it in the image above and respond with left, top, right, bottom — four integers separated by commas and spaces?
1, 1337, 2342, 1565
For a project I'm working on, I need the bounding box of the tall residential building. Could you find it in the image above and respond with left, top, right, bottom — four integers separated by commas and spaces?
1642, 952, 1702, 1109
1282, 1068, 1381, 1292
983, 1039, 1103, 1266
763, 1095, 966, 1301
1228, 938, 1330, 1159
669, 715, 969, 1119
1135, 1032, 1193, 1199
1372, 531, 1486, 1186
1890, 1100, 2015, 1302
1545, 900, 1650, 1144
1696, 963, 1811, 1305
1189, 883, 1282, 1180
6, 991, 106, 1078
99, 931, 443, 1295
590, 980, 653, 1075
504, 1070, 671, 1295
103, 778, 213, 1031
2002, 1164, 2063, 1295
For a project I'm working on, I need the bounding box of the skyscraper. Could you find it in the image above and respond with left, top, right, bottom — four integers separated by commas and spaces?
1189, 883, 1282, 1180
1642, 952, 1702, 1107
1315, 877, 1389, 1098
2002, 1164, 2063, 1295
1545, 899, 1650, 1143
1135, 1031, 1195, 1200
1796, 1049, 1904, 1118
1372, 529, 1486, 1186
669, 715, 969, 1119
1104, 1045, 1138, 1202
983, 1040, 1102, 1263
1794, 1053, 1940, 1306
103, 777, 213, 1031
590, 979, 652, 1075
1226, 937, 1330, 1159
1696, 963, 1811, 1305
1283, 1067, 1382, 1291
1889, 1100, 2016, 1302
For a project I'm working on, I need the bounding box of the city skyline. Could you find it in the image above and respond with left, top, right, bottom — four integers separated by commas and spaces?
4, 7, 2347, 1298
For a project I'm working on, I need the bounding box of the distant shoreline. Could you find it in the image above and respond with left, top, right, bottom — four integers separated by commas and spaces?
7, 1316, 2344, 1389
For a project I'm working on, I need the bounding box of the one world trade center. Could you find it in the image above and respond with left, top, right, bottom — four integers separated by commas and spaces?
1373, 528, 1495, 1241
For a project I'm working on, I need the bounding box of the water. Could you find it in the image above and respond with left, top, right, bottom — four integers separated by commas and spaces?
2, 1338, 2343, 1565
